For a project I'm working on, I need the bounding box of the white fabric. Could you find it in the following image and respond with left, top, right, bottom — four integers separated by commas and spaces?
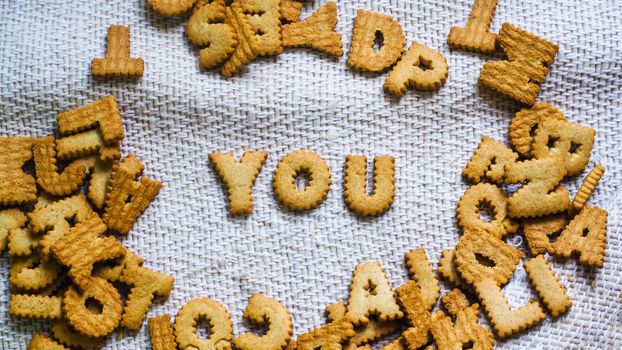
1, 0, 621, 348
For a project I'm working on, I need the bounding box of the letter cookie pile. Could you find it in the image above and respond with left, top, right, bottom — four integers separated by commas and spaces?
0, 96, 173, 349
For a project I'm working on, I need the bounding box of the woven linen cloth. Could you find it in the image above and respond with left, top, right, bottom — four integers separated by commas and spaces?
1, 0, 621, 348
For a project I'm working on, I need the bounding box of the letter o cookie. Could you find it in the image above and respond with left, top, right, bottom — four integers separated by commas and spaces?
273, 150, 331, 211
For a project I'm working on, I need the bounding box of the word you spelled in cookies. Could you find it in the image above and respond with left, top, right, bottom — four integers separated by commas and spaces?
1, 96, 174, 349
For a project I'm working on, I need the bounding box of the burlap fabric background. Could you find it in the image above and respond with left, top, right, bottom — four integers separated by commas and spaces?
1, 0, 621, 348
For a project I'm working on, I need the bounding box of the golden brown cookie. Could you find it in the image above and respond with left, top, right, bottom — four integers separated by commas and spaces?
437, 249, 469, 289
51, 319, 104, 349
347, 10, 405, 72
344, 155, 395, 216
56, 129, 121, 162
404, 248, 440, 311
296, 316, 355, 350
447, 0, 498, 53
325, 300, 400, 346
0, 137, 36, 206
430, 311, 463, 350
384, 41, 448, 96
456, 183, 518, 239
149, 315, 177, 350
28, 193, 98, 260
0, 209, 27, 254
571, 164, 605, 213
91, 25, 144, 77
346, 262, 403, 325
474, 279, 545, 338
221, 2, 260, 77
148, 0, 197, 16
479, 23, 558, 105
28, 333, 69, 350
281, 0, 302, 23
551, 205, 607, 267
7, 226, 37, 257
56, 95, 124, 145
234, 294, 293, 350
273, 150, 331, 211
9, 253, 62, 292
174, 298, 234, 350
282, 2, 343, 57
440, 290, 494, 350
395, 280, 431, 348
9, 294, 63, 320
63, 276, 124, 338
532, 118, 595, 176
523, 255, 571, 317
186, 0, 238, 69
33, 136, 88, 197
209, 151, 267, 215
505, 158, 570, 218
51, 215, 126, 288
119, 262, 175, 331
242, 0, 283, 56
508, 103, 566, 157
463, 135, 518, 184
103, 166, 162, 234
455, 229, 523, 286
522, 214, 568, 255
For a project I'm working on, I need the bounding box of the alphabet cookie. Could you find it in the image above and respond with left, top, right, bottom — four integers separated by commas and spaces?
447, 0, 498, 53
273, 150, 331, 211
384, 41, 448, 96
0, 137, 36, 205
91, 25, 144, 78
344, 155, 395, 216
348, 10, 405, 72
282, 2, 343, 57
174, 298, 234, 350
233, 294, 293, 350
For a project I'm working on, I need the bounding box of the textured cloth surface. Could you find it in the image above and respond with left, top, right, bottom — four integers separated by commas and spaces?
1, 0, 621, 348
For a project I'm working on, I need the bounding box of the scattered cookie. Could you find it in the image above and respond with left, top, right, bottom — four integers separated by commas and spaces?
551, 205, 607, 268
282, 2, 344, 57
92, 249, 145, 282
479, 23, 558, 105
296, 316, 355, 350
0, 137, 36, 206
148, 0, 197, 16
281, 0, 302, 23
508, 103, 567, 157
233, 294, 293, 350
344, 155, 395, 216
221, 2, 260, 77
242, 0, 283, 56
103, 166, 162, 234
326, 300, 400, 346
9, 294, 63, 320
119, 262, 175, 331
273, 150, 331, 211
454, 229, 523, 286
9, 253, 62, 292
522, 214, 568, 255
33, 136, 88, 197
395, 280, 431, 348
384, 41, 448, 96
56, 96, 124, 145
56, 129, 121, 162
51, 319, 105, 349
571, 164, 605, 213
532, 118, 596, 176
7, 226, 38, 257
447, 0, 498, 53
429, 311, 463, 350
440, 289, 494, 350
347, 262, 403, 325
347, 10, 405, 72
186, 0, 238, 69
28, 333, 69, 350
174, 297, 234, 350
92, 25, 144, 78
474, 278, 545, 338
523, 255, 572, 317
209, 151, 267, 215
463, 135, 518, 184
63, 276, 124, 338
0, 209, 27, 254
149, 315, 177, 350
437, 249, 468, 289
404, 248, 440, 311
51, 216, 126, 288
456, 183, 518, 239
28, 193, 98, 260
505, 157, 570, 218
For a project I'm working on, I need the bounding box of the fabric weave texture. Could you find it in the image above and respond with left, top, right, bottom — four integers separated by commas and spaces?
1, 0, 621, 348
